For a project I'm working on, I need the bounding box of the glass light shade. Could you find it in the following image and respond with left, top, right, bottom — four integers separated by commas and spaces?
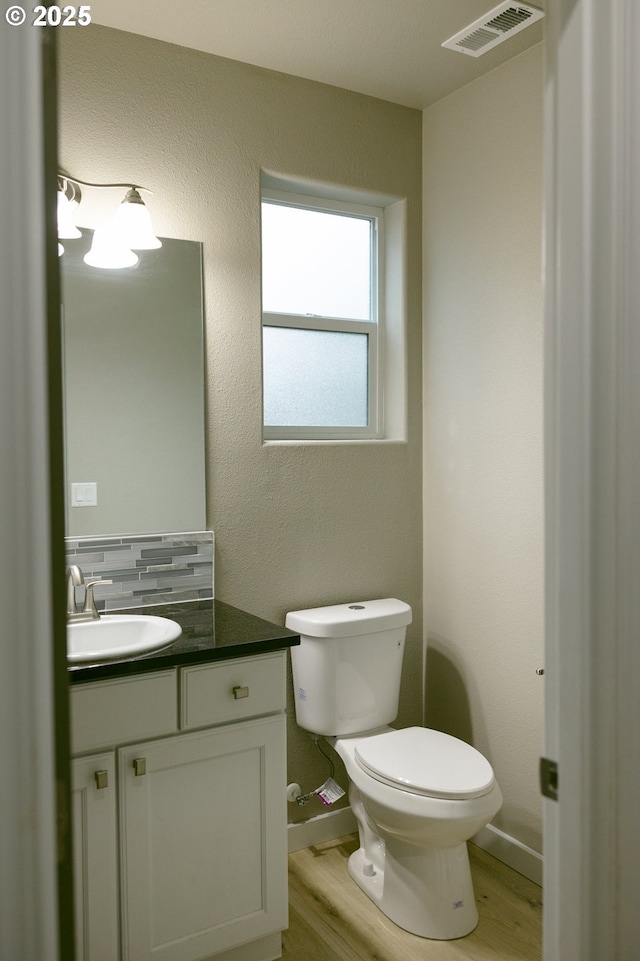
58, 242, 64, 257
57, 189, 81, 239
83, 225, 138, 269
115, 190, 162, 250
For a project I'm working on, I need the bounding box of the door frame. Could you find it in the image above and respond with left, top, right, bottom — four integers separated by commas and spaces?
543, 1, 640, 957
0, 22, 71, 961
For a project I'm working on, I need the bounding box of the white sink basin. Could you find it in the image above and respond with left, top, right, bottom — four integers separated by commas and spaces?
68, 614, 182, 664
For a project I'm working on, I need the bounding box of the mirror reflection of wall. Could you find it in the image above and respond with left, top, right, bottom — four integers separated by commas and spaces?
61, 229, 206, 537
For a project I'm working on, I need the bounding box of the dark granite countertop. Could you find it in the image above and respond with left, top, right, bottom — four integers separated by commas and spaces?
68, 598, 300, 685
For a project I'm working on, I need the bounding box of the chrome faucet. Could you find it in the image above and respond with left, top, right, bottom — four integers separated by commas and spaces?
66, 565, 84, 617
66, 565, 113, 623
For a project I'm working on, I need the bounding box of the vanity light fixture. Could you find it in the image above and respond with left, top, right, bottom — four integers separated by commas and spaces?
114, 187, 162, 250
57, 178, 82, 239
57, 173, 162, 269
83, 224, 139, 270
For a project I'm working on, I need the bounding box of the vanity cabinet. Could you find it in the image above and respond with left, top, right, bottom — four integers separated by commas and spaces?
70, 652, 288, 961
71, 752, 119, 961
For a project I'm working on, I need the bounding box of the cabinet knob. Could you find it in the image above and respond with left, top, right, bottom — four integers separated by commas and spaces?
133, 757, 147, 777
94, 770, 108, 790
232, 685, 249, 700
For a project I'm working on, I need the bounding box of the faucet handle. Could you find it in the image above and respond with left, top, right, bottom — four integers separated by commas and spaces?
83, 579, 113, 618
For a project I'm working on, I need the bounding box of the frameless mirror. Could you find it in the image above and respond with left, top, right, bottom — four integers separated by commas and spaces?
61, 229, 206, 536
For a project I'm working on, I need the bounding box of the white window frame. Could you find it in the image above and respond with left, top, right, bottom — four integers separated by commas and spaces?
261, 188, 384, 441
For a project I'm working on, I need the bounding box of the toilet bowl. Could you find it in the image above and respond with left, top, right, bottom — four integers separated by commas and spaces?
286, 598, 503, 940
330, 726, 503, 939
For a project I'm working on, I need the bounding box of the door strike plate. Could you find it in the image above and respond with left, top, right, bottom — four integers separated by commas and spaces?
540, 757, 558, 800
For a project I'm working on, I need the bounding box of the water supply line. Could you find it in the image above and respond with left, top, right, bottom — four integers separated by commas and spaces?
287, 734, 344, 806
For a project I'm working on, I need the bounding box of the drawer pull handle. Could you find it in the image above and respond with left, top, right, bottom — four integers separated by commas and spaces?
133, 757, 147, 777
94, 770, 108, 790
232, 685, 249, 700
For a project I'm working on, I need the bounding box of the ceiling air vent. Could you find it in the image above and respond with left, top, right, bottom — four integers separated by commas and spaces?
441, 3, 544, 57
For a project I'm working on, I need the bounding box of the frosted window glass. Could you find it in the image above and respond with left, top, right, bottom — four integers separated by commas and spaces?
262, 203, 372, 321
263, 327, 368, 427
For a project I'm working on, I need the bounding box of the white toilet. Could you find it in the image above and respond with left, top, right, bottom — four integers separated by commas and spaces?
286, 598, 503, 940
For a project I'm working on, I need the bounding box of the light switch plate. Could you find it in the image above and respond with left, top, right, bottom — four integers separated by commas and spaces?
71, 482, 97, 507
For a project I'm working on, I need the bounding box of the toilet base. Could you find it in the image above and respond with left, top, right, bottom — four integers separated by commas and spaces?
348, 839, 479, 940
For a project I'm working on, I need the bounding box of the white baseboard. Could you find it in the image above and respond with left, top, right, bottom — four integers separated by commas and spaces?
288, 807, 357, 852
288, 808, 543, 888
472, 824, 543, 886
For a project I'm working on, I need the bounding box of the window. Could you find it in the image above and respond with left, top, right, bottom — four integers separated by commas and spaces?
261, 189, 383, 440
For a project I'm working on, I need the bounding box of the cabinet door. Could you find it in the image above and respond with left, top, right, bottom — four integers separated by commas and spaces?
119, 714, 287, 961
71, 753, 119, 961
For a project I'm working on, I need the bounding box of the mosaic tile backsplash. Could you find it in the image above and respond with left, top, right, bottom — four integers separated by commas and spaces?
64, 531, 214, 611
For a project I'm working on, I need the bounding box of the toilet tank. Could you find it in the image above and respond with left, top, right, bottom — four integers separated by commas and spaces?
286, 598, 412, 736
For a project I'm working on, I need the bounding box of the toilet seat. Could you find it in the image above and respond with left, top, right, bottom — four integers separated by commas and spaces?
354, 727, 495, 800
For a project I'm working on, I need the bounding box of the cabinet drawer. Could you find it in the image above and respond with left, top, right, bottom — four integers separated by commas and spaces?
180, 652, 286, 729
71, 670, 177, 753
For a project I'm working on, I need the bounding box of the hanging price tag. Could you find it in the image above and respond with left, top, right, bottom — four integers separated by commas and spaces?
316, 777, 346, 806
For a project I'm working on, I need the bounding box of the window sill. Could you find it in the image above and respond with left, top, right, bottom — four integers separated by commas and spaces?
262, 437, 408, 447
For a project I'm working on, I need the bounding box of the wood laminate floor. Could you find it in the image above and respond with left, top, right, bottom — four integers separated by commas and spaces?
282, 835, 542, 961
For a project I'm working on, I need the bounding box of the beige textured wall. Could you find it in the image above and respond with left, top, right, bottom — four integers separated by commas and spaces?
58, 26, 423, 817
422, 45, 544, 852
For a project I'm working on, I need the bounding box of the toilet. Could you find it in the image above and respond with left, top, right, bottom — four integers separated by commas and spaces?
286, 598, 503, 941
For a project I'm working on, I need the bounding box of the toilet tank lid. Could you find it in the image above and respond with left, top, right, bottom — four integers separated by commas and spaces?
285, 598, 412, 637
